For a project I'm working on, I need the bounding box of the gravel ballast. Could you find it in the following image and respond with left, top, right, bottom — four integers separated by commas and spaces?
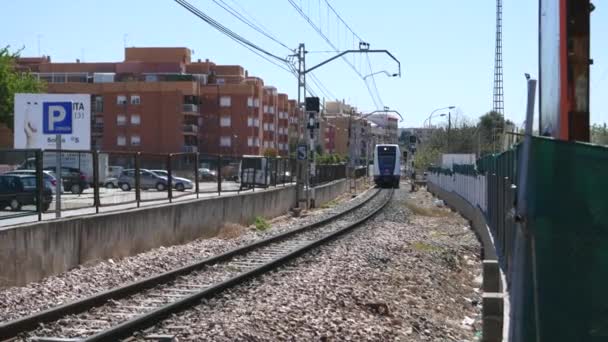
140, 184, 483, 341
0, 185, 375, 323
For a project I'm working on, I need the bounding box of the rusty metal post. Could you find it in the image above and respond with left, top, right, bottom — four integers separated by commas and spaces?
35, 150, 43, 221
167, 154, 173, 203
194, 153, 200, 199
135, 152, 141, 208
93, 151, 100, 213
217, 155, 222, 196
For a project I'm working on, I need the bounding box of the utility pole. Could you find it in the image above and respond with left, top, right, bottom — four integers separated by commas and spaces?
447, 109, 451, 153
293, 43, 401, 206
295, 43, 309, 209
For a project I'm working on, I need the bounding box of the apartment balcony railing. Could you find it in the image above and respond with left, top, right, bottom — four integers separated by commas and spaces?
183, 124, 199, 134
181, 145, 198, 153
183, 104, 199, 114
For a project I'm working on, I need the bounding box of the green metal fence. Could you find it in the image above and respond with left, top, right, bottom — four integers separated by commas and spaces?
429, 136, 608, 341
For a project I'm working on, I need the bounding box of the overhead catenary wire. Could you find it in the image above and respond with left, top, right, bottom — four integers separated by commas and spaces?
175, 0, 288, 63
365, 53, 384, 108
177, 0, 339, 107
287, 0, 386, 109
210, 0, 293, 52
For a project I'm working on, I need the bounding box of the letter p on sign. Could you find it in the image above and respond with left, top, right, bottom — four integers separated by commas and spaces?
43, 102, 72, 134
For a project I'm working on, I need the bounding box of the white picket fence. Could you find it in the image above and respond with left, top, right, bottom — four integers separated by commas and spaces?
427, 172, 487, 212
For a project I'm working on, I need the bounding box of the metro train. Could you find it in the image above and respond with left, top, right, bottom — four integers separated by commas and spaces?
373, 144, 401, 188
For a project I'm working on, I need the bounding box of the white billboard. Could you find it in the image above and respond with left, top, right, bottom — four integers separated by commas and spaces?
14, 93, 91, 150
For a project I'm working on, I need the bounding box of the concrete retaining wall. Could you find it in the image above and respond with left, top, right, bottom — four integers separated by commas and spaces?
309, 179, 348, 207
0, 180, 351, 287
426, 182, 507, 341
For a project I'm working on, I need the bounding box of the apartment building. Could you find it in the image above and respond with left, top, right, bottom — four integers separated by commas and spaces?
366, 114, 399, 144
16, 47, 298, 157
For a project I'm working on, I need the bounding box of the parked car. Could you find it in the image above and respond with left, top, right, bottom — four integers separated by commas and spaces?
0, 174, 53, 212
107, 166, 124, 179
149, 170, 193, 191
117, 169, 169, 191
43, 166, 88, 194
104, 177, 119, 189
3, 169, 64, 194
198, 168, 217, 182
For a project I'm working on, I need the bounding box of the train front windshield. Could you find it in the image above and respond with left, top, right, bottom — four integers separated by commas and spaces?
377, 146, 396, 175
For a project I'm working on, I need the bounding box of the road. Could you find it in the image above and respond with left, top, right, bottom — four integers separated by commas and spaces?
0, 181, 293, 228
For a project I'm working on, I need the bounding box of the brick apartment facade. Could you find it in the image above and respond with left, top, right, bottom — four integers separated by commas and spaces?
16, 47, 302, 157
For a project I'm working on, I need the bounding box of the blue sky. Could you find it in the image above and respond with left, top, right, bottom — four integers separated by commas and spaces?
2, 0, 607, 127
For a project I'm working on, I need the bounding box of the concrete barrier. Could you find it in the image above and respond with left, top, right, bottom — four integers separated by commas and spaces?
0, 180, 350, 287
426, 181, 507, 341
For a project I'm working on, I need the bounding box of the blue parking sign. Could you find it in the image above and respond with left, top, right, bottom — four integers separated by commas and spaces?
43, 102, 72, 134
297, 144, 307, 160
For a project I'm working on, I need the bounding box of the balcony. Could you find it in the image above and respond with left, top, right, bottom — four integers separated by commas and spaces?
183, 124, 199, 135
182, 145, 198, 153
92, 123, 104, 136
93, 103, 103, 113
183, 104, 199, 115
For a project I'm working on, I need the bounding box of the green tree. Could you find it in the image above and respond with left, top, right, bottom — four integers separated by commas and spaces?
263, 148, 278, 158
591, 123, 608, 146
413, 146, 442, 172
0, 46, 45, 130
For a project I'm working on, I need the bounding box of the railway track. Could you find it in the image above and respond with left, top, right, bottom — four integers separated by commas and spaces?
1, 188, 392, 341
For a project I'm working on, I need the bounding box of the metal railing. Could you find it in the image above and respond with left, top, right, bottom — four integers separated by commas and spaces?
183, 104, 198, 113
0, 149, 309, 225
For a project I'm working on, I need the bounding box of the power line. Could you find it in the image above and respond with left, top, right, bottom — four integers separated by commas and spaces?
365, 53, 383, 108
287, 0, 362, 77
175, 0, 288, 63
323, 0, 363, 42
287, 0, 386, 109
210, 0, 293, 51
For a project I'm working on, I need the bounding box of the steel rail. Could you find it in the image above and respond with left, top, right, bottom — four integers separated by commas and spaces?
85, 189, 393, 341
0, 187, 382, 340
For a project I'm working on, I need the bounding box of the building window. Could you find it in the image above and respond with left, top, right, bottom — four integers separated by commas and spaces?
247, 97, 254, 107
216, 78, 225, 84
269, 106, 275, 114
220, 96, 231, 107
93, 95, 103, 113
248, 117, 258, 127
220, 136, 231, 147
130, 95, 141, 105
117, 95, 127, 105
117, 135, 126, 146
95, 116, 104, 124
263, 105, 268, 113
220, 116, 231, 127
131, 114, 141, 125
116, 115, 126, 126
253, 98, 260, 107
247, 137, 254, 147
131, 135, 141, 146
269, 123, 275, 131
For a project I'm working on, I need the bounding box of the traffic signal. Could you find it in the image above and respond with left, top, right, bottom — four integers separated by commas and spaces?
403, 151, 408, 160
305, 97, 320, 112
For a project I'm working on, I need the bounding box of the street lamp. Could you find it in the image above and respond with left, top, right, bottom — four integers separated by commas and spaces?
424, 113, 447, 128
363, 71, 399, 80
425, 106, 455, 128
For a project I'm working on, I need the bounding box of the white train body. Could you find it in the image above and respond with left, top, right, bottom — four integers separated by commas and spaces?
373, 144, 401, 188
